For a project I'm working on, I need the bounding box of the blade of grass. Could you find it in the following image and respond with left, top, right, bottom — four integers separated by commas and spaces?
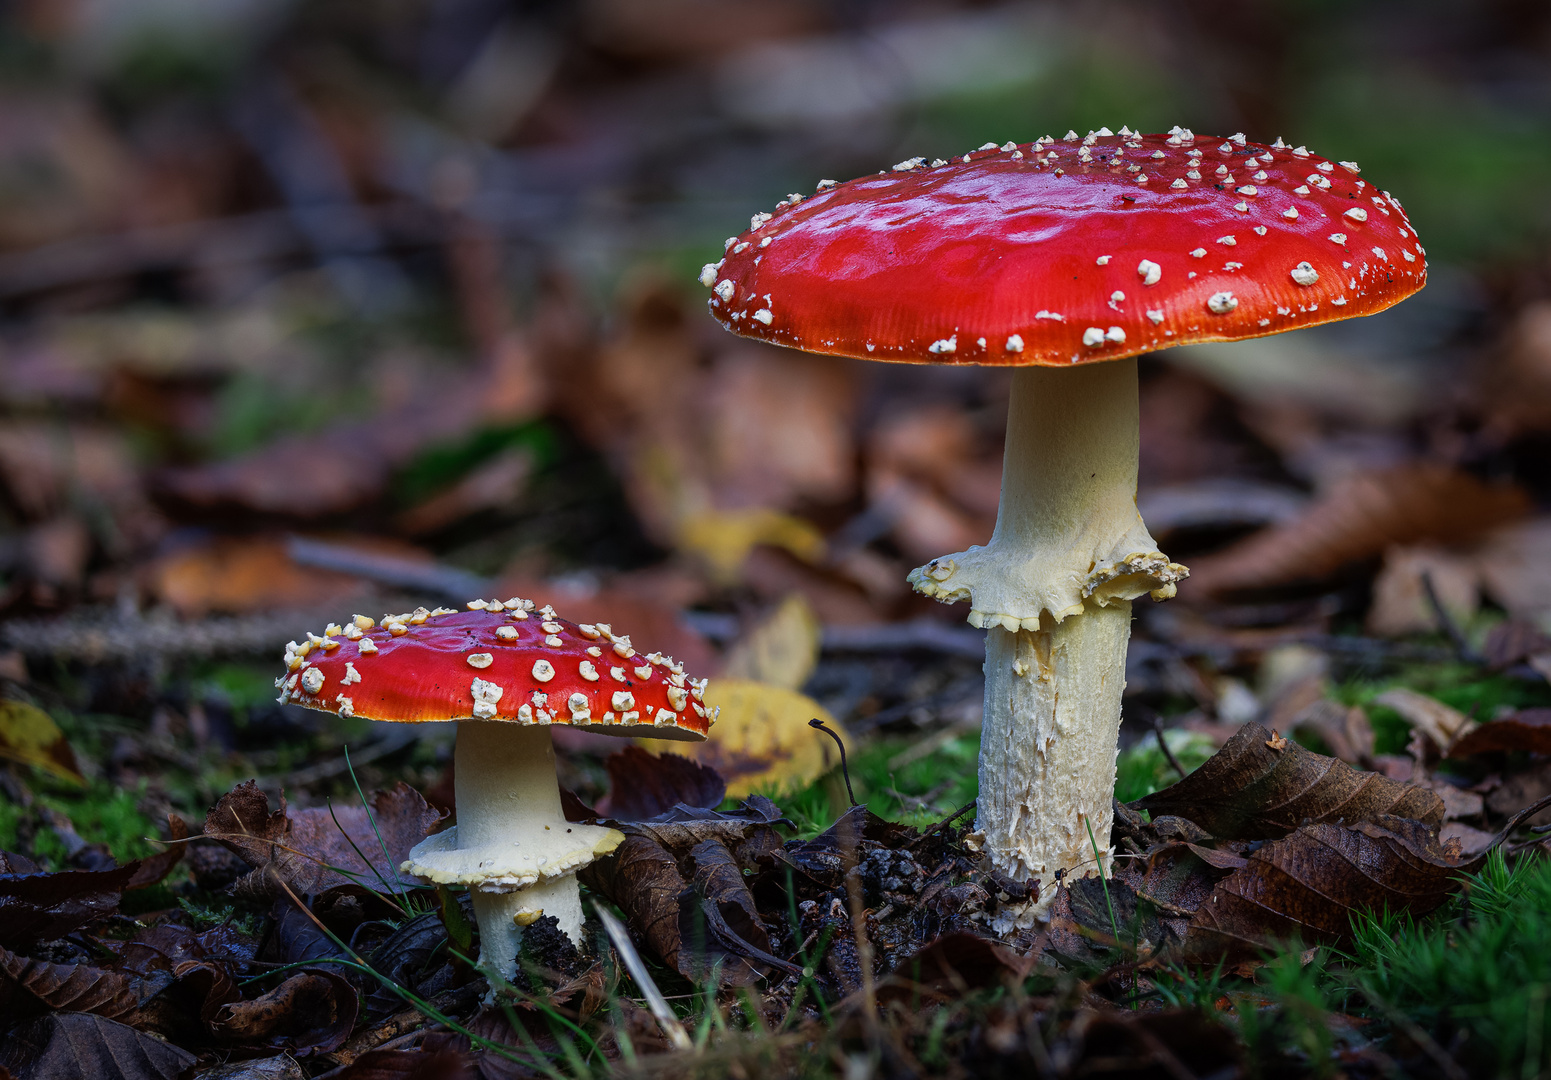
593, 902, 693, 1051
344, 745, 404, 898
1084, 815, 1120, 946
327, 796, 399, 899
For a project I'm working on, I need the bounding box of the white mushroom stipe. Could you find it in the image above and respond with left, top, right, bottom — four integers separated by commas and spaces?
906, 360, 1185, 923
402, 722, 623, 982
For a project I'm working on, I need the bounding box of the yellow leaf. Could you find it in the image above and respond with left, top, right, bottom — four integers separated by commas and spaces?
720, 593, 821, 691
0, 700, 83, 785
656, 679, 844, 798
676, 507, 825, 583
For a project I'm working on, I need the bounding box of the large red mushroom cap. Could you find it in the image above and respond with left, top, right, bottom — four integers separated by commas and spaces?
702, 128, 1425, 364
275, 599, 712, 741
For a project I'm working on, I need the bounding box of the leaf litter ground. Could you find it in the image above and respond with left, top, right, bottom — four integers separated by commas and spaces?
6, 674, 1551, 1079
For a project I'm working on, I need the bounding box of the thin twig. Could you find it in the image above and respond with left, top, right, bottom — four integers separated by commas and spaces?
1420, 571, 1483, 665
809, 718, 858, 806
1152, 717, 1187, 780
593, 903, 692, 1051
910, 799, 977, 847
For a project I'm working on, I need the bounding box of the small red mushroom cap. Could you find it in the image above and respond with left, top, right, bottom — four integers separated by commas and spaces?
275, 600, 711, 741
702, 130, 1425, 365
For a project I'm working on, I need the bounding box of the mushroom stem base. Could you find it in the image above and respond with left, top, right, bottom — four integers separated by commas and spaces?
470, 879, 584, 988
976, 601, 1130, 929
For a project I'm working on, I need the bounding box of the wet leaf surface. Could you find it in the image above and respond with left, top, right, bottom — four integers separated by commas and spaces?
0, 942, 157, 1021
1135, 722, 1444, 839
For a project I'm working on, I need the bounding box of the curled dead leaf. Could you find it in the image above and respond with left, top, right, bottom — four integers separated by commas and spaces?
596, 747, 724, 820
0, 855, 138, 948
210, 971, 358, 1057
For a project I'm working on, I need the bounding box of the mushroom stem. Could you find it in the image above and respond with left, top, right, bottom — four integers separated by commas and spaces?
453, 722, 587, 977
910, 359, 1185, 927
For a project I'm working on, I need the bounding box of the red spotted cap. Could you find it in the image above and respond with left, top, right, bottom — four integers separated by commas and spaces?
275, 599, 712, 741
700, 128, 1425, 365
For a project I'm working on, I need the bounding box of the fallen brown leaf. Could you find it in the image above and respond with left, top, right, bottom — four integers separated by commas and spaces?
0, 854, 137, 947
1373, 688, 1476, 753
1189, 465, 1529, 594
1290, 700, 1375, 766
0, 1012, 196, 1080
204, 781, 444, 896
1476, 518, 1551, 624
0, 942, 154, 1020
1182, 816, 1476, 960
578, 832, 688, 972
148, 536, 371, 617
877, 932, 1033, 1004
0, 699, 83, 785
1135, 722, 1444, 839
1366, 545, 1480, 638
1482, 619, 1551, 671
1448, 709, 1551, 757
210, 971, 358, 1057
595, 747, 725, 820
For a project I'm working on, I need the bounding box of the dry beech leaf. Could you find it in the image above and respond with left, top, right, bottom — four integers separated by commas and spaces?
1476, 517, 1551, 623
0, 855, 137, 947
1365, 544, 1480, 638
210, 970, 358, 1057
204, 781, 443, 896
0, 699, 83, 785
579, 832, 688, 972
1135, 722, 1443, 840
0, 1012, 196, 1080
1448, 709, 1551, 757
149, 536, 369, 617
1189, 464, 1529, 594
596, 747, 725, 819
0, 942, 156, 1020
672, 679, 844, 798
1483, 619, 1551, 670
719, 592, 821, 691
1182, 816, 1477, 960
1372, 688, 1476, 751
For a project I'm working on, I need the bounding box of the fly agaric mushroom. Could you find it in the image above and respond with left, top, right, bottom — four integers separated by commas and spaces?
274, 599, 713, 979
702, 127, 1424, 926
